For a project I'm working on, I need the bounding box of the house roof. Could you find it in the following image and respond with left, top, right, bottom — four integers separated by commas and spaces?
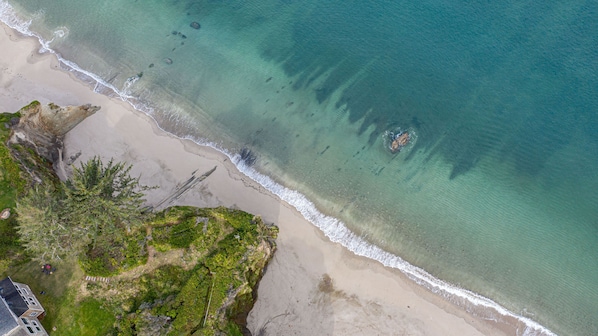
0, 295, 19, 335
0, 277, 29, 318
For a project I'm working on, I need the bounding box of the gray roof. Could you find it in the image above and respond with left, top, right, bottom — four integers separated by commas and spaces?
0, 277, 28, 318
9, 328, 30, 336
0, 295, 19, 335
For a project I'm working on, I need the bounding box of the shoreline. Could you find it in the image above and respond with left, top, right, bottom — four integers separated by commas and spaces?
0, 21, 535, 335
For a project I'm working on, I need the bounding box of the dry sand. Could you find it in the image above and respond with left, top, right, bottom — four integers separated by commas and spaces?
0, 24, 510, 335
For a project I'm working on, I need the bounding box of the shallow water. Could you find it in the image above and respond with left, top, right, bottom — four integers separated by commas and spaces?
3, 0, 598, 334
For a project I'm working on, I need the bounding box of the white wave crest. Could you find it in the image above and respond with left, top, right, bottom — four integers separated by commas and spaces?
229, 159, 557, 336
122, 74, 140, 95
0, 0, 133, 102
0, 0, 32, 33
54, 28, 66, 38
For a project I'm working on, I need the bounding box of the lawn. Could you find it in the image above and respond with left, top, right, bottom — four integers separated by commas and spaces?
7, 259, 116, 335
53, 296, 116, 336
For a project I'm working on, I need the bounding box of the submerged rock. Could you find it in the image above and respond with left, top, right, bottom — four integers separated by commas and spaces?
239, 147, 257, 166
190, 21, 200, 29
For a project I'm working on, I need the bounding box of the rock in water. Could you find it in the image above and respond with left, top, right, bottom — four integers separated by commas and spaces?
390, 131, 410, 153
9, 101, 100, 162
239, 147, 257, 166
190, 21, 200, 29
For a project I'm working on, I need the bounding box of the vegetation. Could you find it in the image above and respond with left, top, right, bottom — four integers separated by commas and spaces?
0, 112, 29, 273
19, 207, 276, 335
139, 207, 277, 335
17, 157, 152, 265
0, 103, 278, 335
64, 158, 152, 236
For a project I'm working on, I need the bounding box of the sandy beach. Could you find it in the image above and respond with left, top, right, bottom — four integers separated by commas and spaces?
0, 23, 510, 335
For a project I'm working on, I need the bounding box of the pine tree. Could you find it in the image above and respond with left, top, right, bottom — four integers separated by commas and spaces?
17, 157, 152, 261
63, 157, 150, 240
17, 184, 88, 261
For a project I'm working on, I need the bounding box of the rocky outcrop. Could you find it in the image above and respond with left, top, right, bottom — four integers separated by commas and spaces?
390, 131, 410, 153
9, 101, 99, 163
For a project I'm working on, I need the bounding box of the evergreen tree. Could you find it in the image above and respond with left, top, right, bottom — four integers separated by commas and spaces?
17, 184, 87, 261
17, 157, 152, 261
63, 157, 150, 242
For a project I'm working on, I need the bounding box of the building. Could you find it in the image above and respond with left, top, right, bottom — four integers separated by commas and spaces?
0, 277, 48, 336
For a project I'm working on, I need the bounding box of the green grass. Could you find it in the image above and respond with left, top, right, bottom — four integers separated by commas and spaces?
150, 207, 226, 253
7, 260, 115, 335
54, 296, 116, 336
112, 207, 277, 335
149, 207, 261, 254
0, 112, 27, 193
128, 265, 193, 313
0, 109, 59, 271
167, 266, 212, 333
4, 207, 276, 336
6, 259, 83, 331
79, 228, 148, 276
0, 216, 22, 271
0, 113, 29, 271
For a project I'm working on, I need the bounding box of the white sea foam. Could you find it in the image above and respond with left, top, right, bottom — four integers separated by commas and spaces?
0, 0, 133, 103
230, 160, 556, 336
53, 27, 67, 38
123, 75, 140, 95
0, 0, 30, 33
0, 2, 557, 335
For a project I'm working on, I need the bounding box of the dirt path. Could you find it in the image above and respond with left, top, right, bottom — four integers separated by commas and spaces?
84, 227, 201, 283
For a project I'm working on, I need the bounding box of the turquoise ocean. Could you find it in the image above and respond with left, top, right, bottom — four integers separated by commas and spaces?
2, 0, 598, 334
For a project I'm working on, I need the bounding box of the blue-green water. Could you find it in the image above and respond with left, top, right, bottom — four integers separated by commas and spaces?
2, 0, 598, 334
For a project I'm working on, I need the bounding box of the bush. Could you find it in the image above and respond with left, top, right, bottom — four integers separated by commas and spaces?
80, 229, 147, 276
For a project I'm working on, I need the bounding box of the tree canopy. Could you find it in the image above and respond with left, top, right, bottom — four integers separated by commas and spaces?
17, 157, 152, 261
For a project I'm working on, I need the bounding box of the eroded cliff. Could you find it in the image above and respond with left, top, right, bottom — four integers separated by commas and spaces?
9, 101, 99, 162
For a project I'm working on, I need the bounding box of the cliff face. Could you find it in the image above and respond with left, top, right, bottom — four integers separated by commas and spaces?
9, 101, 99, 162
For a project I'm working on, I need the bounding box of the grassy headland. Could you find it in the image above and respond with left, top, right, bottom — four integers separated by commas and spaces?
0, 103, 277, 335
